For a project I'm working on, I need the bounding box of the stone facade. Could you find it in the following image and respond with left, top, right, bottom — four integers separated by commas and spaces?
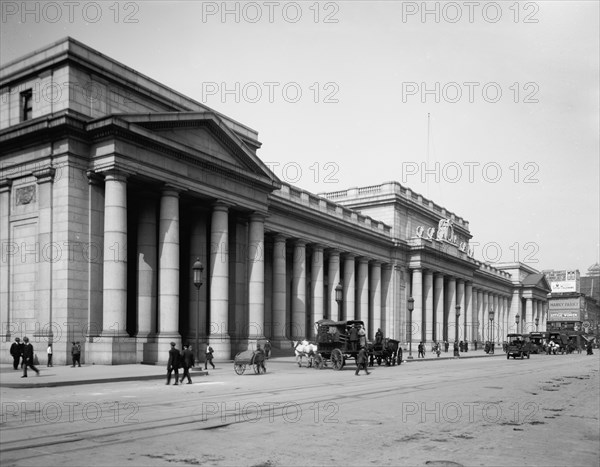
1, 38, 551, 364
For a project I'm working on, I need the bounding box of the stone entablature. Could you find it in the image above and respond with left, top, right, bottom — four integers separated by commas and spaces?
271, 182, 392, 238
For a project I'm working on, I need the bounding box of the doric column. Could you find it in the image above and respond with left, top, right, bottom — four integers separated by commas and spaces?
370, 261, 382, 340
482, 292, 489, 341
445, 277, 456, 342
291, 240, 307, 339
86, 173, 104, 341
456, 279, 465, 342
248, 213, 265, 342
524, 298, 533, 334
157, 187, 180, 345
343, 254, 356, 321
493, 294, 499, 344
136, 195, 157, 341
477, 289, 484, 342
356, 257, 369, 323
328, 250, 341, 321
34, 168, 55, 341
465, 281, 473, 343
311, 244, 324, 339
433, 273, 444, 343
424, 270, 434, 343
509, 290, 521, 334
0, 180, 11, 339
411, 268, 423, 345
209, 202, 230, 356
101, 172, 128, 337
504, 296, 510, 339
272, 235, 287, 346
381, 264, 393, 337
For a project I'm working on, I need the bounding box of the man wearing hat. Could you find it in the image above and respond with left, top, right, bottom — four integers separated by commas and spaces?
10, 337, 22, 370
179, 344, 194, 384
21, 337, 40, 377
71, 341, 81, 367
166, 342, 181, 385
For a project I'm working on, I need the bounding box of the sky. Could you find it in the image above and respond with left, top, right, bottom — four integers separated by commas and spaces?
1, 0, 599, 275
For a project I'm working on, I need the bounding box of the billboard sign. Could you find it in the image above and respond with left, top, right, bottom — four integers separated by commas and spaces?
545, 269, 580, 293
548, 297, 582, 322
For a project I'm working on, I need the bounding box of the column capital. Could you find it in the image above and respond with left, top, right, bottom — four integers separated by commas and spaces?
342, 252, 356, 260
369, 259, 383, 267
86, 171, 104, 186
161, 184, 184, 196
326, 247, 341, 255
102, 168, 130, 182
249, 211, 268, 223
272, 233, 288, 242
293, 238, 307, 247
357, 256, 370, 264
212, 200, 232, 212
310, 243, 325, 251
33, 167, 56, 184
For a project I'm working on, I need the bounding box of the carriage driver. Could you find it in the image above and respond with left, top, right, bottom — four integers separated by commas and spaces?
349, 325, 359, 351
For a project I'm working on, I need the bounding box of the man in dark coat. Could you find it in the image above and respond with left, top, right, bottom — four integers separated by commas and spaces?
179, 344, 194, 384
71, 341, 81, 367
21, 337, 40, 377
453, 341, 460, 358
355, 346, 370, 375
349, 325, 359, 352
10, 338, 21, 370
166, 342, 180, 385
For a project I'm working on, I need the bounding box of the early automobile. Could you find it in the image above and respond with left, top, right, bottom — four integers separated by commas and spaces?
506, 333, 532, 359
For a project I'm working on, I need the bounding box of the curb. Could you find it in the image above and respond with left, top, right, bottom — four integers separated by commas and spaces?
1, 370, 210, 389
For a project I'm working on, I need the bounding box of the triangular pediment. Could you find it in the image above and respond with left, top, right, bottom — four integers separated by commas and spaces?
522, 273, 552, 292
99, 112, 281, 188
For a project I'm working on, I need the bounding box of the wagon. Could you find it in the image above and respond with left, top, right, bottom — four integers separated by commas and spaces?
233, 349, 266, 375
313, 319, 368, 370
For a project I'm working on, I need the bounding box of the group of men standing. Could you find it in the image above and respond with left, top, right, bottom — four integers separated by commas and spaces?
166, 342, 215, 385
9, 337, 40, 377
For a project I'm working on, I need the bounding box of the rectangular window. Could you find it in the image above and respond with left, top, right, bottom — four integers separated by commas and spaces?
20, 89, 33, 121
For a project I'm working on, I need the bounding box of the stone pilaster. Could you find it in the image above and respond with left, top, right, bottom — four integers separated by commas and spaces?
0, 179, 11, 340
456, 279, 465, 342
356, 257, 369, 324
465, 281, 473, 343
411, 268, 423, 346
446, 277, 456, 342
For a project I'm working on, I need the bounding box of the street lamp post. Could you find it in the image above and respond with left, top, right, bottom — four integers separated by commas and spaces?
192, 258, 204, 364
515, 313, 520, 334
489, 308, 495, 354
335, 282, 343, 321
535, 317, 539, 332
408, 297, 415, 360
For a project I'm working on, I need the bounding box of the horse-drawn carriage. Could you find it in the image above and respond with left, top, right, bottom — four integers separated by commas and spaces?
312, 319, 368, 370
369, 338, 401, 366
233, 349, 266, 375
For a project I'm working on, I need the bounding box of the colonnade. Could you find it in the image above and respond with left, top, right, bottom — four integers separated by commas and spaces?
409, 268, 516, 346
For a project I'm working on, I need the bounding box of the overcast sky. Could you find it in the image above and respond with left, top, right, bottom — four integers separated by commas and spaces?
2, 0, 599, 275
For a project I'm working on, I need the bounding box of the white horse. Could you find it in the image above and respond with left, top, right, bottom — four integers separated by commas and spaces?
292, 340, 318, 367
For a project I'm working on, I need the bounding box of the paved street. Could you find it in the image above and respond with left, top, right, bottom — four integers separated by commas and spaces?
1, 353, 598, 467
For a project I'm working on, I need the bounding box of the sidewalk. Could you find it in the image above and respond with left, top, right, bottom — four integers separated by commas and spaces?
0, 349, 502, 389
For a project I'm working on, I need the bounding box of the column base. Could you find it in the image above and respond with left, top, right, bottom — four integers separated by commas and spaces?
87, 336, 137, 365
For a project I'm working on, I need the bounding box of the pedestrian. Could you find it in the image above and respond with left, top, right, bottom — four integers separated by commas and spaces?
375, 328, 383, 345
358, 325, 367, 349
444, 340, 449, 353
179, 344, 194, 384
349, 325, 359, 352
71, 341, 81, 367
21, 337, 40, 377
205, 344, 215, 370
586, 341, 593, 355
464, 341, 469, 353
459, 341, 464, 352
474, 340, 478, 351
47, 343, 53, 367
417, 341, 424, 358
355, 346, 370, 375
453, 341, 460, 358
10, 337, 22, 370
166, 342, 180, 385
435, 341, 441, 357
264, 340, 272, 359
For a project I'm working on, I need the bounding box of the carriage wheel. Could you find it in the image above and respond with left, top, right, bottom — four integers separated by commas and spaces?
234, 363, 246, 375
314, 353, 324, 369
331, 348, 344, 371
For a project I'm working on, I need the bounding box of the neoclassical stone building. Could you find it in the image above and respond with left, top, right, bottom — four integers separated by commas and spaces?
0, 38, 550, 364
